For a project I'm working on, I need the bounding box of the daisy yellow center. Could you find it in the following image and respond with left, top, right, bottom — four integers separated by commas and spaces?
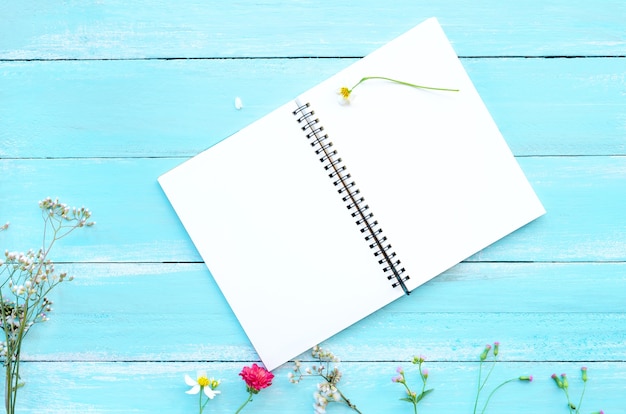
197, 376, 210, 387
339, 87, 351, 99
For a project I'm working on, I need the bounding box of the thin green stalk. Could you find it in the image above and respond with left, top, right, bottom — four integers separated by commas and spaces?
234, 391, 253, 414
399, 380, 418, 414
480, 378, 517, 414
350, 76, 460, 93
474, 355, 498, 414
563, 388, 574, 414
472, 362, 482, 414
197, 387, 212, 414
575, 382, 587, 414
334, 387, 363, 414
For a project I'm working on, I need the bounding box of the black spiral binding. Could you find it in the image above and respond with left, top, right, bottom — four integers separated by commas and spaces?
293, 101, 410, 295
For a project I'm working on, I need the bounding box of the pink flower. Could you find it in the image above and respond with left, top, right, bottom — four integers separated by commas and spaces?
239, 363, 274, 393
391, 375, 404, 383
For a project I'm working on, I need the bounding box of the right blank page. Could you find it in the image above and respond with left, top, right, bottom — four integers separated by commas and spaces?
297, 17, 546, 291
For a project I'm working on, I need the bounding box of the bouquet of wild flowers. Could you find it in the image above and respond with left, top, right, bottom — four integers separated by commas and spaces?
551, 368, 604, 414
0, 198, 93, 414
392, 355, 433, 413
472, 342, 533, 414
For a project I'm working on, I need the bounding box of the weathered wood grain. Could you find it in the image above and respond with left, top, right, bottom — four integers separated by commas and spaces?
1, 1, 625, 59
14, 262, 626, 363
2, 156, 626, 262
1, 57, 624, 158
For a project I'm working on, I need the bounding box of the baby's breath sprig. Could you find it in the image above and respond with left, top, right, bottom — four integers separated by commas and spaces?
392, 355, 433, 413
289, 345, 362, 414
551, 367, 603, 414
337, 76, 459, 105
0, 197, 94, 414
472, 342, 533, 414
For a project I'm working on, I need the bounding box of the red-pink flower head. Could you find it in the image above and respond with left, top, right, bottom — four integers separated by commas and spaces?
239, 363, 274, 394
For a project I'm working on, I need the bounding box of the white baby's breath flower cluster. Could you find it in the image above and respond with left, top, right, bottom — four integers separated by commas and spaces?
289, 345, 362, 414
0, 197, 94, 414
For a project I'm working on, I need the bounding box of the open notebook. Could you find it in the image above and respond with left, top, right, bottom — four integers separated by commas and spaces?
158, 17, 545, 370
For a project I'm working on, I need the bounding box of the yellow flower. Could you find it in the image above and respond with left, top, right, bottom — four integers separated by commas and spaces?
336, 86, 353, 105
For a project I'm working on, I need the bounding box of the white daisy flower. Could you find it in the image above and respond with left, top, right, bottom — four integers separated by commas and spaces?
184, 371, 221, 399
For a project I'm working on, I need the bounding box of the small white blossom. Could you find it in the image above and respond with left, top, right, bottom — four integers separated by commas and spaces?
184, 371, 221, 399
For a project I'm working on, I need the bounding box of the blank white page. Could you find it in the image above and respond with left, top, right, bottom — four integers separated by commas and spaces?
297, 18, 545, 292
159, 101, 402, 371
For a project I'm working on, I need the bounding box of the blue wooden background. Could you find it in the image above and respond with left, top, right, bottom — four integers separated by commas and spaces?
1, 1, 625, 413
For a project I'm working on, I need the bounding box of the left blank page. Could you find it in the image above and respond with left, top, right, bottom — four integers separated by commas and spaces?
158, 102, 402, 371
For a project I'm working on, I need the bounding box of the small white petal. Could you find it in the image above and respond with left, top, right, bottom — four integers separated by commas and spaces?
184, 374, 197, 387
185, 385, 201, 395
337, 95, 350, 105
204, 387, 221, 399
234, 97, 243, 110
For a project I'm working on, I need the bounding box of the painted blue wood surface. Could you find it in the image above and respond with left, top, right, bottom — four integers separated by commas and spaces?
1, 1, 625, 413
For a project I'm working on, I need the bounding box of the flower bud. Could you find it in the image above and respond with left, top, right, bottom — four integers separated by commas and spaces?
412, 355, 425, 365
551, 373, 564, 388
480, 344, 492, 361
493, 342, 500, 357
581, 366, 588, 382
391, 375, 404, 383
519, 375, 533, 382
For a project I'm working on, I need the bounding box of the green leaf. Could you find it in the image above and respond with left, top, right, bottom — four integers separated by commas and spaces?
415, 388, 434, 403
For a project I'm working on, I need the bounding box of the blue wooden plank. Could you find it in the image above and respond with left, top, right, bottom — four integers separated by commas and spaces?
1, 1, 625, 59
2, 156, 626, 263
17, 263, 626, 363
1, 58, 624, 158
13, 361, 620, 413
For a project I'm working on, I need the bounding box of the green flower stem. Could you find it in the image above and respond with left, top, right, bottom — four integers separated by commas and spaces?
197, 388, 211, 414
563, 388, 574, 414
473, 358, 497, 414
234, 391, 253, 414
349, 76, 459, 94
479, 378, 518, 414
335, 387, 363, 414
400, 381, 418, 414
198, 388, 203, 413
575, 381, 587, 414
